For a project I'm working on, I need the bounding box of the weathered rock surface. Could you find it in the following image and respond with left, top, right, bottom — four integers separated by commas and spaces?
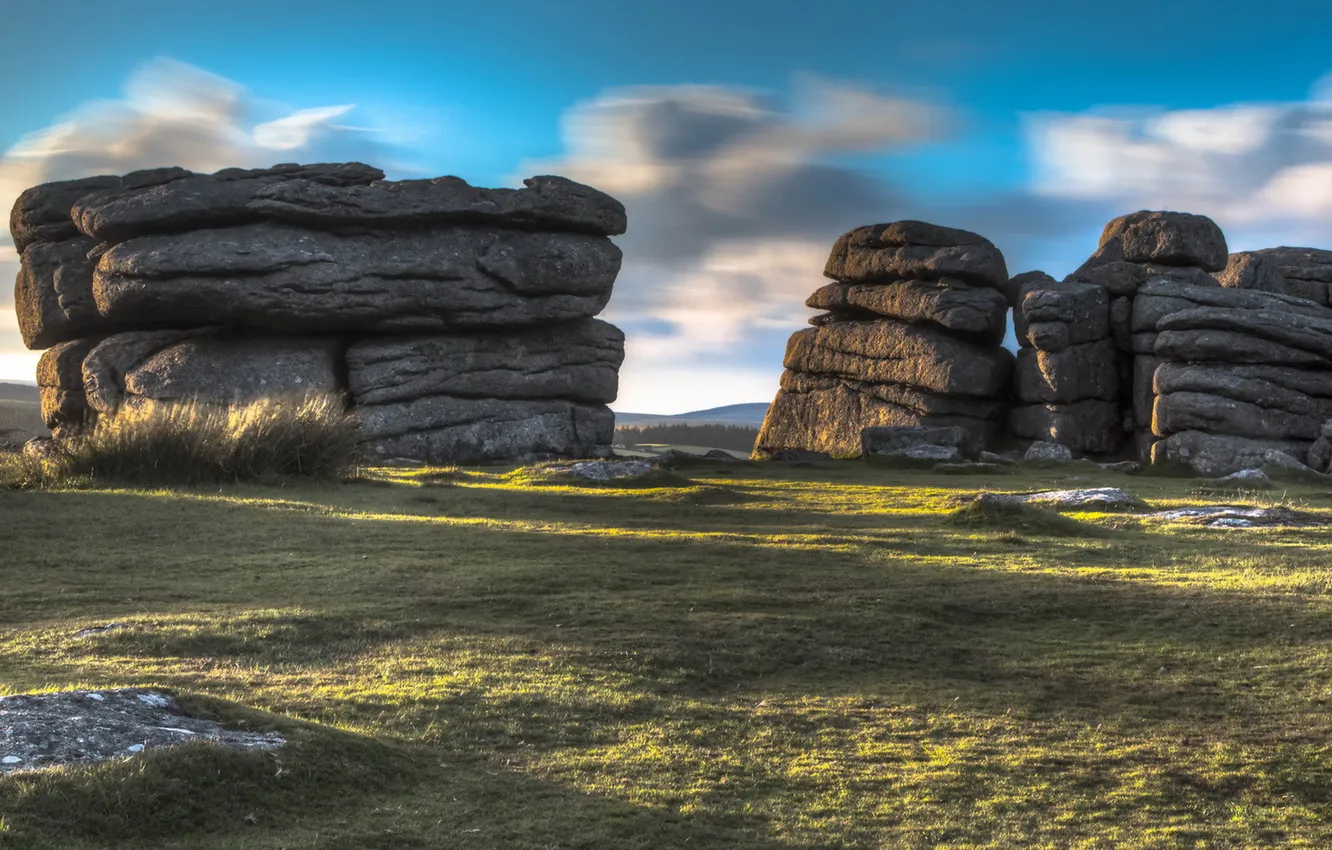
1011, 400, 1123, 454
1015, 341, 1119, 404
1153, 391, 1322, 441
1009, 271, 1060, 344
778, 371, 1008, 419
14, 236, 105, 349
9, 169, 189, 252
1155, 307, 1332, 364
1153, 362, 1332, 416
36, 337, 103, 433
1132, 280, 1332, 334
245, 175, 628, 237
824, 222, 1009, 290
94, 224, 622, 333
1133, 356, 1163, 429
346, 319, 624, 405
1098, 211, 1228, 271
805, 280, 1007, 342
1217, 252, 1288, 294
1022, 284, 1110, 351
82, 330, 341, 415
783, 321, 1013, 397
1251, 247, 1332, 305
71, 162, 385, 244
357, 397, 614, 464
1023, 441, 1073, 462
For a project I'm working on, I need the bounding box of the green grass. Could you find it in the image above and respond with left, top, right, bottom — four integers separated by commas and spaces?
3, 462, 1332, 847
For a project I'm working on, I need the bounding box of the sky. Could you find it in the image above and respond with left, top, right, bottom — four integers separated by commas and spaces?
3, 0, 1332, 413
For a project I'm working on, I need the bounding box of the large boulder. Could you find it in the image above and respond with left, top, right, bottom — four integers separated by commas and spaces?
356, 397, 614, 464
1155, 307, 1332, 364
93, 224, 622, 333
82, 330, 341, 415
805, 279, 1007, 343
346, 319, 624, 406
1154, 362, 1332, 416
1009, 271, 1060, 344
782, 321, 1013, 397
1153, 391, 1322, 441
1097, 211, 1228, 271
778, 371, 1009, 419
823, 221, 1009, 290
1251, 247, 1332, 306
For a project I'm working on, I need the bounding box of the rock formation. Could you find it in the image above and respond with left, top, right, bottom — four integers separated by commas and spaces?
11, 163, 628, 464
755, 222, 1014, 458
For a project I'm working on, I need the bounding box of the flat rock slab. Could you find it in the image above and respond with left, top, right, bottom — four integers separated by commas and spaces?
543, 460, 655, 481
990, 487, 1147, 511
14, 236, 105, 350
805, 279, 1007, 343
94, 224, 621, 333
1021, 284, 1110, 351
1132, 280, 1332, 334
0, 689, 283, 774
9, 169, 190, 253
1145, 505, 1321, 528
824, 221, 1009, 290
346, 319, 624, 406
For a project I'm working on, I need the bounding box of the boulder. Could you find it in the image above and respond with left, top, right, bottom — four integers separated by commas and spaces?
1132, 279, 1332, 334
71, 162, 385, 243
1154, 329, 1332, 368
82, 330, 341, 415
782, 321, 1014, 397
1010, 400, 1123, 454
1066, 257, 1219, 298
346, 319, 624, 406
1023, 441, 1073, 462
1217, 252, 1288, 294
356, 397, 614, 465
1150, 430, 1311, 477
824, 221, 1009, 290
1152, 391, 1322, 441
93, 224, 622, 333
1021, 284, 1110, 351
1156, 307, 1332, 362
9, 169, 190, 252
805, 279, 1007, 343
1014, 340, 1119, 404
1098, 211, 1227, 271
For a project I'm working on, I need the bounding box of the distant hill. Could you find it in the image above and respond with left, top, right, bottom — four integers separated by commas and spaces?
0, 382, 38, 404
614, 402, 769, 428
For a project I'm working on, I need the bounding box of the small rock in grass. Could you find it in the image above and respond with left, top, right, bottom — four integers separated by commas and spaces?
555, 460, 654, 481
1024, 441, 1073, 461
1098, 461, 1142, 474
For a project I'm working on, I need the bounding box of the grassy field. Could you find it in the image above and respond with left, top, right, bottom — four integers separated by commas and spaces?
2, 460, 1332, 847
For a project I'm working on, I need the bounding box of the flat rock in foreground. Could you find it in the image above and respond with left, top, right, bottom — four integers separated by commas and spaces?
0, 689, 283, 774
94, 224, 622, 333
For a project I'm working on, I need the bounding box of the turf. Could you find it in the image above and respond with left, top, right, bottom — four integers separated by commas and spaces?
1, 461, 1331, 847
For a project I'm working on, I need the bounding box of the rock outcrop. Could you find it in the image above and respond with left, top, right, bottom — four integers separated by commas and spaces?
755, 221, 1013, 458
11, 163, 628, 465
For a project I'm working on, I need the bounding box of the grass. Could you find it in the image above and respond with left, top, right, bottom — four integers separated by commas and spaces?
2, 461, 1332, 847
0, 395, 360, 488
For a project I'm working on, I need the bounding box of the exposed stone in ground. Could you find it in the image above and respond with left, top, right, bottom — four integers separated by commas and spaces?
1145, 505, 1320, 528
544, 460, 654, 481
1023, 441, 1073, 461
988, 487, 1147, 510
0, 689, 283, 774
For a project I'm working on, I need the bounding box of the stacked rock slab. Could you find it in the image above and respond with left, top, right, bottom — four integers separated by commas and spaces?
1136, 280, 1332, 475
1049, 211, 1229, 458
11, 163, 628, 464
754, 221, 1014, 458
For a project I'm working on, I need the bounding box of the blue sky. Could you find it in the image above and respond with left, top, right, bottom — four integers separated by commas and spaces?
4, 0, 1332, 411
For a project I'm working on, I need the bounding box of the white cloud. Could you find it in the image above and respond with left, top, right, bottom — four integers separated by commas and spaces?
1026, 73, 1332, 246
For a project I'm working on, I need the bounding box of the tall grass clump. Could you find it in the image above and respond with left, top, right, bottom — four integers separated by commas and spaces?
19, 394, 362, 487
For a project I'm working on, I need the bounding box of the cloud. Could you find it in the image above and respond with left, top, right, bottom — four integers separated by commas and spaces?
0, 57, 401, 376
1026, 74, 1332, 249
